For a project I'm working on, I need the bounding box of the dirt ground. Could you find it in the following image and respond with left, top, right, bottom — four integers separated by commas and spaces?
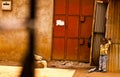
73, 68, 120, 77
0, 60, 120, 77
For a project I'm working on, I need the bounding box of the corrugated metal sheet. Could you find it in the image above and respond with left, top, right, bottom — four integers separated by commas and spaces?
107, 44, 120, 72
106, 0, 120, 72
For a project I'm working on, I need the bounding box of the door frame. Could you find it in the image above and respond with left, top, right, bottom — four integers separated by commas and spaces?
90, 1, 108, 66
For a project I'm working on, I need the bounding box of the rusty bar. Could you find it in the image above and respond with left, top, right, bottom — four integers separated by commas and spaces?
20, 0, 36, 77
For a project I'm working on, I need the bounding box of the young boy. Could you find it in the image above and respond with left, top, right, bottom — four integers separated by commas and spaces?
97, 37, 111, 72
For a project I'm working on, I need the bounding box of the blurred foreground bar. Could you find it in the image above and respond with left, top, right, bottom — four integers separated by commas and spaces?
20, 0, 36, 77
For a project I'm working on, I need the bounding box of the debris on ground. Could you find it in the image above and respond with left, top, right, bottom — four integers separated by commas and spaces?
47, 60, 91, 69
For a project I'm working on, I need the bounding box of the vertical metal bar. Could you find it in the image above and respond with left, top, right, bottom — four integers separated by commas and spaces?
20, 0, 36, 77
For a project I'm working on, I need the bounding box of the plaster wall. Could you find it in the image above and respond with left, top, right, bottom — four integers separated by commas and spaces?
0, 0, 53, 62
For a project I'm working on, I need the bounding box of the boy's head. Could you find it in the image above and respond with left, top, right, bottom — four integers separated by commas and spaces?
100, 37, 108, 44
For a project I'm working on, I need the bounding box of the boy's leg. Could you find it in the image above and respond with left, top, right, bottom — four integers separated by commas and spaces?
102, 55, 108, 72
98, 55, 102, 71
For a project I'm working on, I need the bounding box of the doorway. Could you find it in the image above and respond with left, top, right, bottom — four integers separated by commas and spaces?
91, 2, 108, 65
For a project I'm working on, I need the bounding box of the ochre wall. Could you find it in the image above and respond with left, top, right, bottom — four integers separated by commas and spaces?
0, 0, 53, 62
35, 0, 53, 61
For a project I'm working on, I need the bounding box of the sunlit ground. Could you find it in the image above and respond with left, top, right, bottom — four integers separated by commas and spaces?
0, 66, 75, 77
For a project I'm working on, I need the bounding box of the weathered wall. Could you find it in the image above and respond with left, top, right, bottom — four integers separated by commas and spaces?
0, 0, 53, 62
0, 0, 30, 62
35, 0, 53, 61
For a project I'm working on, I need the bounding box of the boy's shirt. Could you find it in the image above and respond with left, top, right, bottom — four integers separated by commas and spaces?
100, 40, 111, 55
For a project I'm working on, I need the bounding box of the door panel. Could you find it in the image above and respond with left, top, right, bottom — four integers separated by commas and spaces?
67, 16, 79, 37
68, 0, 80, 15
81, 0, 94, 15
52, 38, 65, 59
66, 39, 78, 60
54, 15, 66, 37
79, 45, 90, 62
55, 0, 66, 14
80, 17, 93, 38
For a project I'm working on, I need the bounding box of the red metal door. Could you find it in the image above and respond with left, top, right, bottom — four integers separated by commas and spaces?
52, 0, 94, 62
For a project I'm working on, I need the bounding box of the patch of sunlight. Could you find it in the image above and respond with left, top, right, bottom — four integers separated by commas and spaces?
35, 68, 75, 77
0, 65, 21, 77
0, 66, 75, 77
